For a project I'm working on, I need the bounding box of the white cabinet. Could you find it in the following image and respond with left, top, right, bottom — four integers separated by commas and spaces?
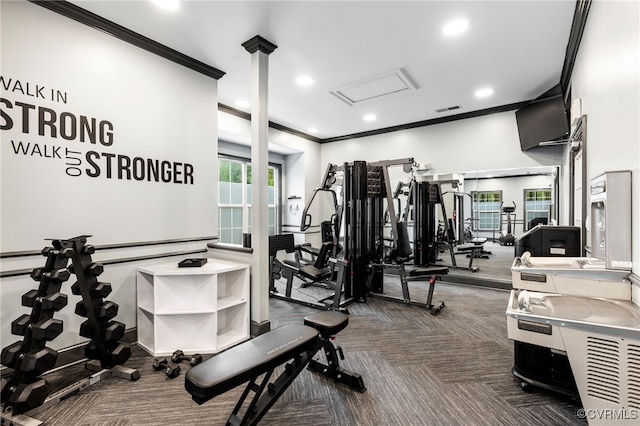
136, 259, 250, 356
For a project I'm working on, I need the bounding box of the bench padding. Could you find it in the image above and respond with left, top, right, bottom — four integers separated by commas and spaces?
185, 324, 319, 404
304, 311, 348, 336
409, 266, 449, 277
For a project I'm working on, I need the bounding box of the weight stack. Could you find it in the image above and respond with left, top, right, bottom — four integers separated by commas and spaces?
66, 235, 131, 369
0, 241, 73, 414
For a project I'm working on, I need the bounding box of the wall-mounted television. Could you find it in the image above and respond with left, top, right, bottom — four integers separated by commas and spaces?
516, 93, 569, 151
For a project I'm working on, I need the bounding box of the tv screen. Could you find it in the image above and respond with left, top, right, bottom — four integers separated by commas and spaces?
516, 95, 569, 151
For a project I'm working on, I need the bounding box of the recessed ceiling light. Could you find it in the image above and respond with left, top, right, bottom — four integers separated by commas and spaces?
151, 0, 180, 11
442, 18, 469, 37
308, 128, 319, 134
296, 75, 315, 86
363, 114, 377, 122
235, 99, 250, 108
475, 87, 494, 98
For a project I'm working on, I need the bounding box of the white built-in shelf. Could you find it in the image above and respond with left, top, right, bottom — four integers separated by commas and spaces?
136, 259, 250, 356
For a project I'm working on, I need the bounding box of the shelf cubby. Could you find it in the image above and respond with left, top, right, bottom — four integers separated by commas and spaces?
136, 259, 250, 356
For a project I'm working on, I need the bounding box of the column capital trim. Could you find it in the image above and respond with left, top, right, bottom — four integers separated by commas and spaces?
242, 35, 278, 55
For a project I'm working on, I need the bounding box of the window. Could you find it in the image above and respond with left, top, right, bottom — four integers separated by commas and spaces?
524, 189, 552, 230
218, 157, 279, 245
471, 191, 502, 231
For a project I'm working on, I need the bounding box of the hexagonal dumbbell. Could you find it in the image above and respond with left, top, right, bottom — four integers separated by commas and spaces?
30, 268, 43, 282
102, 321, 125, 342
45, 268, 71, 282
70, 281, 81, 296
79, 320, 125, 342
82, 244, 96, 255
23, 291, 68, 311
90, 282, 112, 298
84, 341, 131, 366
11, 314, 31, 336
109, 342, 131, 366
75, 301, 88, 317
60, 247, 74, 258
5, 378, 51, 414
152, 358, 168, 371
171, 350, 203, 366
41, 292, 68, 311
1, 341, 24, 369
31, 318, 63, 341
86, 263, 104, 277
21, 289, 40, 308
164, 364, 180, 379
19, 347, 58, 374
96, 301, 119, 320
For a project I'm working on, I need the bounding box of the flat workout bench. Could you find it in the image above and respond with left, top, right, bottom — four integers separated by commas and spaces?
185, 311, 365, 426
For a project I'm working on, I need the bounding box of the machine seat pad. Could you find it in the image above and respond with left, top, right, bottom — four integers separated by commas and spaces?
471, 237, 487, 244
410, 266, 449, 277
303, 311, 349, 336
298, 244, 320, 256
185, 324, 319, 404
456, 244, 480, 252
299, 265, 331, 281
283, 259, 300, 268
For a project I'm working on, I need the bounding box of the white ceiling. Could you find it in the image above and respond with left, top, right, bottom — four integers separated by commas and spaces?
68, 1, 576, 141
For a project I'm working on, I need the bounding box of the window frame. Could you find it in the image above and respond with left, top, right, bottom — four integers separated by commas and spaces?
523, 188, 553, 231
470, 190, 503, 232
218, 154, 281, 245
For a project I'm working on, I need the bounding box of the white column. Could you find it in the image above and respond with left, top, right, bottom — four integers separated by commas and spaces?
242, 36, 277, 334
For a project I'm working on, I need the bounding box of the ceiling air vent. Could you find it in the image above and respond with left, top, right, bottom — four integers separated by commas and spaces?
329, 68, 417, 106
436, 105, 461, 113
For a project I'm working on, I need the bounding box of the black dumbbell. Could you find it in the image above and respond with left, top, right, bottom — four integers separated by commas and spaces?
87, 263, 104, 277
11, 314, 31, 336
4, 378, 51, 414
96, 301, 119, 320
22, 291, 67, 311
90, 282, 112, 298
82, 244, 95, 255
19, 347, 58, 374
42, 293, 68, 311
31, 318, 63, 341
151, 358, 180, 378
80, 320, 125, 341
1, 341, 24, 369
164, 364, 180, 379
171, 350, 203, 366
30, 268, 43, 281
21, 290, 40, 307
152, 358, 169, 371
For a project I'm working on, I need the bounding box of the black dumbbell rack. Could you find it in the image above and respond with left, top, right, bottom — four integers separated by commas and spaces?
1, 236, 139, 424
1, 239, 73, 416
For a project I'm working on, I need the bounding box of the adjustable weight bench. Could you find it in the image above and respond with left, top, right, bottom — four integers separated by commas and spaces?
185, 311, 365, 426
